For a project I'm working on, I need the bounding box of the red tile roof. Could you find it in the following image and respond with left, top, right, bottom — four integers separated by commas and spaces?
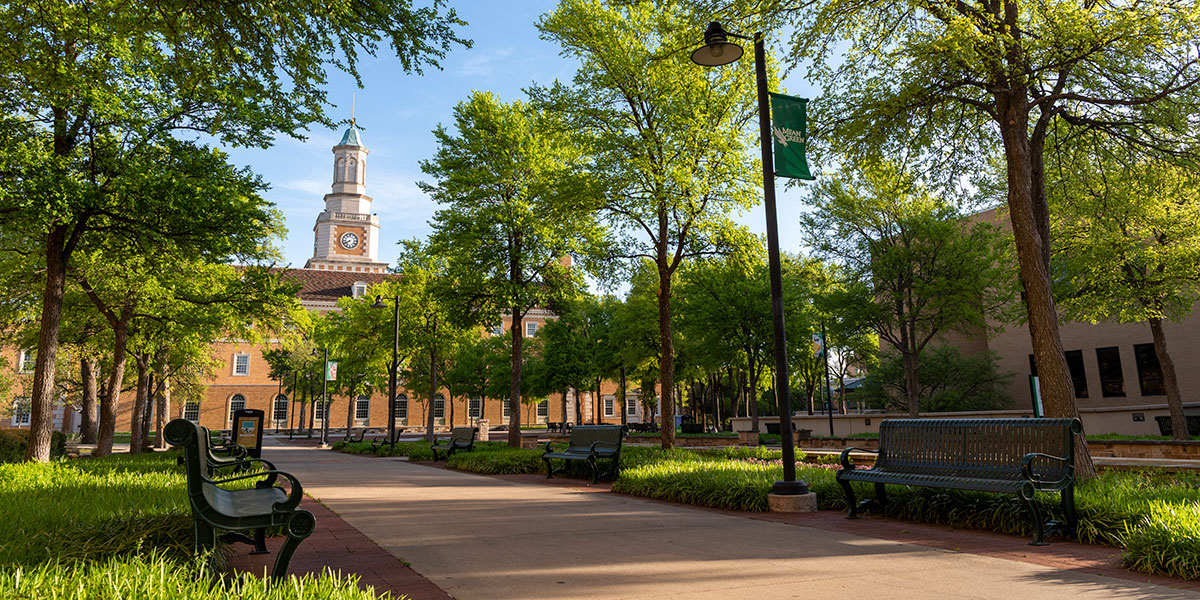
279, 269, 395, 303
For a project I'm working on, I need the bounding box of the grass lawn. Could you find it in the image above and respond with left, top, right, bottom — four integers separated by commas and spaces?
0, 451, 403, 598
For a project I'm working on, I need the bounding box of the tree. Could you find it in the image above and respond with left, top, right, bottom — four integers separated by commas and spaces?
857, 346, 1012, 413
421, 91, 604, 447
1050, 135, 1200, 440
801, 161, 1008, 416
537, 0, 762, 448
760, 0, 1200, 474
0, 0, 467, 461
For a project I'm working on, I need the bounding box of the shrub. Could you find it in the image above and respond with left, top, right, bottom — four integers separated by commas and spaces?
446, 447, 545, 475
0, 429, 67, 463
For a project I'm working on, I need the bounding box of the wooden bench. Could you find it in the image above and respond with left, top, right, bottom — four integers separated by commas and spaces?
430, 427, 477, 460
836, 418, 1081, 545
165, 418, 315, 580
542, 424, 624, 484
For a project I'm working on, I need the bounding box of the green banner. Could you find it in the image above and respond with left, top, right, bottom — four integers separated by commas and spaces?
326, 361, 338, 381
769, 93, 815, 180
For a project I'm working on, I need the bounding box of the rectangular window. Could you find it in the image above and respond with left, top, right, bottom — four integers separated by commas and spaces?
233, 354, 250, 376
1134, 343, 1166, 396
627, 398, 637, 416
525, 321, 538, 337
536, 399, 548, 419
395, 396, 408, 421
469, 398, 481, 418
18, 351, 35, 373
10, 398, 30, 427
434, 396, 444, 419
355, 396, 370, 420
315, 399, 327, 420
502, 401, 511, 418
1065, 350, 1088, 398
1095, 346, 1126, 397
604, 396, 615, 417
492, 323, 504, 337
273, 396, 289, 423
183, 401, 200, 422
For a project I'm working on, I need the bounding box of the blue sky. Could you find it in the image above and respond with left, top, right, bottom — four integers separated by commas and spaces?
220, 2, 820, 277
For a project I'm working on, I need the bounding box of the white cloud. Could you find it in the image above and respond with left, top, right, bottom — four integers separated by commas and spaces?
456, 48, 514, 79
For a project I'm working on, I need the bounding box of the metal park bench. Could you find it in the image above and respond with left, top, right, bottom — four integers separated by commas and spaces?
542, 424, 625, 484
836, 418, 1081, 545
430, 427, 478, 460
546, 421, 573, 434
165, 418, 316, 580
372, 428, 409, 449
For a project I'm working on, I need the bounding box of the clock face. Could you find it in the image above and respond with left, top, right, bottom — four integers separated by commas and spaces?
340, 232, 360, 249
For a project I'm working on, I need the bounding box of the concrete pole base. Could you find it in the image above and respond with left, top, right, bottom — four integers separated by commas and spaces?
768, 492, 818, 513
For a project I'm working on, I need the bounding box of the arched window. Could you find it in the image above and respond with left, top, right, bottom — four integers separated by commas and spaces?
347, 158, 357, 182
273, 394, 289, 424
183, 401, 200, 422
355, 395, 370, 422
228, 394, 246, 423
315, 398, 327, 421
352, 281, 367, 298
335, 157, 346, 182
433, 394, 445, 422
395, 394, 408, 424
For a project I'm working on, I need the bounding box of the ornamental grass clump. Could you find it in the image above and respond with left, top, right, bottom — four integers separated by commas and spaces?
0, 551, 401, 600
1121, 502, 1200, 580
446, 447, 545, 475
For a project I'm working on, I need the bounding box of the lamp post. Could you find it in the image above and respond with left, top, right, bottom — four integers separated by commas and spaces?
373, 295, 401, 446
314, 347, 331, 448
692, 21, 808, 496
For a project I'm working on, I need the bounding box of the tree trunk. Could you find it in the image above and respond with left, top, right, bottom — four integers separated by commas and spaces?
748, 352, 760, 433
25, 224, 71, 462
573, 388, 582, 425
80, 357, 99, 444
996, 87, 1095, 478
595, 376, 602, 424
902, 350, 920, 418
95, 310, 132, 458
130, 353, 149, 454
155, 366, 170, 449
619, 366, 627, 426
509, 308, 523, 448
140, 367, 158, 451
1149, 318, 1188, 441
657, 259, 676, 449
562, 389, 569, 426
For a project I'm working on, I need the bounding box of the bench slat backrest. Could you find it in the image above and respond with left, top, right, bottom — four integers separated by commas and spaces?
164, 419, 210, 498
876, 418, 1079, 481
567, 425, 624, 450
450, 427, 477, 445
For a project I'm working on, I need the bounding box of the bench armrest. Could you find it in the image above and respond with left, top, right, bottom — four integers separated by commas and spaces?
542, 440, 567, 453
1020, 452, 1071, 484
590, 440, 620, 453
210, 458, 278, 486
839, 447, 878, 470
208, 469, 305, 512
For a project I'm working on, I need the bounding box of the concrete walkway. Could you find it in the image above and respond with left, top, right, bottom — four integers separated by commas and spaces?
264, 444, 1200, 600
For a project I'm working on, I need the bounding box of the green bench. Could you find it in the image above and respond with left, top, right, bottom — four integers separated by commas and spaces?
430, 427, 477, 460
542, 424, 624, 484
837, 418, 1081, 546
165, 418, 316, 580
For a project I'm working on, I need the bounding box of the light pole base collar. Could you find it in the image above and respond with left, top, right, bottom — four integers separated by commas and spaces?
768, 492, 818, 513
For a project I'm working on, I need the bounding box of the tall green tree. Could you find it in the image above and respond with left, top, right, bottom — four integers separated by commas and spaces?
1050, 136, 1200, 440
802, 161, 1008, 416
0, 0, 467, 461
421, 92, 603, 447
538, 0, 761, 448
757, 0, 1200, 474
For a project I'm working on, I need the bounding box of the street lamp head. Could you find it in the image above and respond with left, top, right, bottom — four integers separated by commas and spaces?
372, 295, 387, 309
691, 21, 743, 67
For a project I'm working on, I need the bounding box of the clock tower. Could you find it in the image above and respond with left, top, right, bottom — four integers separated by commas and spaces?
304, 123, 388, 273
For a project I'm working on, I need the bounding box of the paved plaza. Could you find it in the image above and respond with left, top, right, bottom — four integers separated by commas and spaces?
243, 442, 1200, 600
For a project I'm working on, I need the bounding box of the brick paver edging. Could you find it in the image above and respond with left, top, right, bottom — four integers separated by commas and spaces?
225, 496, 452, 600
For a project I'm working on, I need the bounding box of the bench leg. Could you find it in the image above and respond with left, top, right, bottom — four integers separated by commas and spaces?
544, 457, 556, 479
1020, 487, 1049, 546
588, 456, 599, 484
1061, 484, 1078, 536
272, 509, 317, 581
194, 519, 217, 552
251, 527, 270, 555
838, 477, 859, 519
